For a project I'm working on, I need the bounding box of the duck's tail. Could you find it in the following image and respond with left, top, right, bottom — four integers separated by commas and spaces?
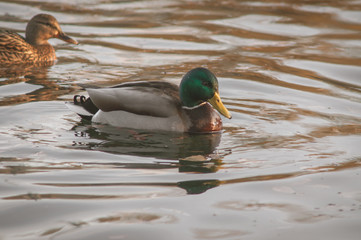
65, 95, 99, 121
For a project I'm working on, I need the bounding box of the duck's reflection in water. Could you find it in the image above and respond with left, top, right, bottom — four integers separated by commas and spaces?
70, 121, 221, 159
0, 62, 74, 106
70, 121, 225, 164
68, 122, 226, 194
0, 60, 53, 78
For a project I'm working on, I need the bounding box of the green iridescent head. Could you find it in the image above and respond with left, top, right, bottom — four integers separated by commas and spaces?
179, 67, 232, 119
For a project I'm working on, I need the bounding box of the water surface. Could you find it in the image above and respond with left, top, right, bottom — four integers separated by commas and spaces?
0, 1, 361, 239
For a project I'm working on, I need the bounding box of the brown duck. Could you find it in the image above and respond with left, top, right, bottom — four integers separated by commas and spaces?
0, 14, 78, 64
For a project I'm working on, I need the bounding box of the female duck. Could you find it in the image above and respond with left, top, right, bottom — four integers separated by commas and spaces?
0, 14, 78, 64
66, 68, 232, 133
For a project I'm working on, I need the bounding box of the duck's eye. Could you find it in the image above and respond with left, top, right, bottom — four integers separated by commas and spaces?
202, 81, 212, 88
38, 21, 54, 28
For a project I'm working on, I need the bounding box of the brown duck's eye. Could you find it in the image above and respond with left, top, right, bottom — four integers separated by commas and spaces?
38, 21, 53, 28
45, 23, 53, 27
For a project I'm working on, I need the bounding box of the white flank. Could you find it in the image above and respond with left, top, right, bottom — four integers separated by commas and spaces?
92, 110, 185, 132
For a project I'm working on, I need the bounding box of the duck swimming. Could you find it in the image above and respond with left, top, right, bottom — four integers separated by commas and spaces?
0, 14, 78, 64
66, 68, 232, 133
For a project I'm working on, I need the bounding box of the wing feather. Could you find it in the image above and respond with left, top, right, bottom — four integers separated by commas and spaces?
0, 30, 34, 62
87, 81, 181, 118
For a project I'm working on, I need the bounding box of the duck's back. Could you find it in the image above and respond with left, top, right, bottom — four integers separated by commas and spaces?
0, 29, 55, 64
89, 81, 182, 117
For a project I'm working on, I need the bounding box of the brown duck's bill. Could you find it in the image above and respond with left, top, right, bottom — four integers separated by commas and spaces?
57, 32, 78, 45
207, 92, 232, 119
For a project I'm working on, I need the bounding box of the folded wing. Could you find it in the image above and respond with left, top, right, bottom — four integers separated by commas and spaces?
87, 81, 181, 118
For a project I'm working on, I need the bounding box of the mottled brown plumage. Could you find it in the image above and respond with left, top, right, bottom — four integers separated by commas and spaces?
0, 14, 77, 65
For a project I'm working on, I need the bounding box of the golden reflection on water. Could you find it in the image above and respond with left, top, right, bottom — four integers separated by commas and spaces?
0, 63, 75, 106
0, 0, 361, 240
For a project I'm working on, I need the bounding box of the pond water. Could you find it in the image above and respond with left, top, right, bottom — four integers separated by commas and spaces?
1, 0, 361, 239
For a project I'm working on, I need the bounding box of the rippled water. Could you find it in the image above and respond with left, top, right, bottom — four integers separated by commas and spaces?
1, 1, 361, 239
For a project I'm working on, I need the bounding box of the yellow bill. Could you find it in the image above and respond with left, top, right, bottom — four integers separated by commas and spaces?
207, 92, 232, 119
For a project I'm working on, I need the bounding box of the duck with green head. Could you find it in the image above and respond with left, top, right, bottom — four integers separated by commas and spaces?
66, 67, 232, 133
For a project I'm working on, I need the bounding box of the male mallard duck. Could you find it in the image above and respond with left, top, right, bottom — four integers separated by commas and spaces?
66, 68, 232, 133
0, 14, 78, 64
